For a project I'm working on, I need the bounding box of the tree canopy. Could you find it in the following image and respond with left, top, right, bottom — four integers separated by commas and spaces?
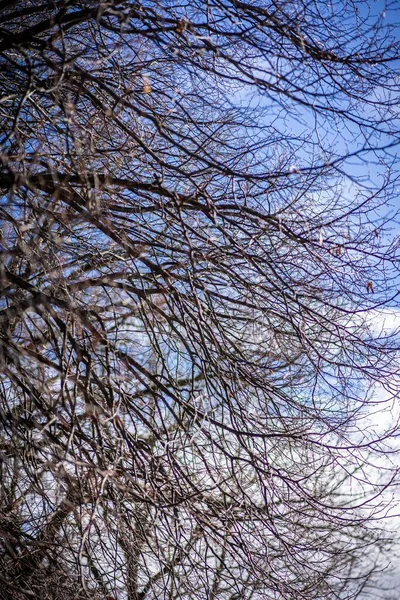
1, 2, 400, 599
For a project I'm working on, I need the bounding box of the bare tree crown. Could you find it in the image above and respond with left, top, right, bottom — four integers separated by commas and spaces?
0, 2, 400, 599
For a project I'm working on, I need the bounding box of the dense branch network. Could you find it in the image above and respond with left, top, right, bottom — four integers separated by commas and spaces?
0, 2, 400, 600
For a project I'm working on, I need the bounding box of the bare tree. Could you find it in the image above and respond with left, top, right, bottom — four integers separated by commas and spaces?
1, 1, 400, 599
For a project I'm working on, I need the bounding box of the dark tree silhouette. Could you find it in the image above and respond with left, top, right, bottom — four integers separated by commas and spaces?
1, 1, 400, 599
